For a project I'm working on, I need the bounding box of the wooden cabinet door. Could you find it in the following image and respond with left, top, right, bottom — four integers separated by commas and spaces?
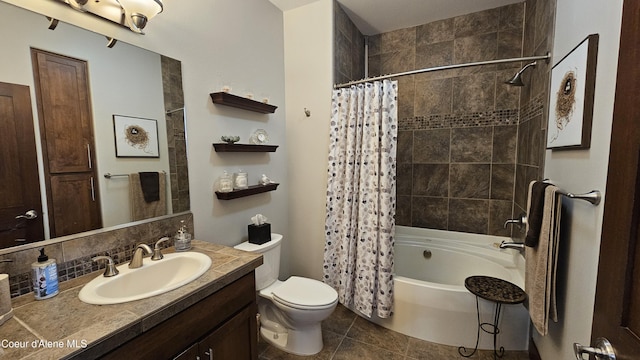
591, 0, 640, 357
0, 82, 44, 248
31, 48, 101, 236
199, 304, 258, 360
32, 49, 94, 174
50, 173, 100, 237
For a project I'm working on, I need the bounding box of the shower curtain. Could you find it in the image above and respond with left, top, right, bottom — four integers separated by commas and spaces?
323, 80, 398, 319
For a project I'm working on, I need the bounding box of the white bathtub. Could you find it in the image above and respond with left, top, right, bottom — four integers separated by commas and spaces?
369, 226, 530, 350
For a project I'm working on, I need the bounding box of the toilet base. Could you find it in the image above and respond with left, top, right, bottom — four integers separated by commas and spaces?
260, 324, 323, 356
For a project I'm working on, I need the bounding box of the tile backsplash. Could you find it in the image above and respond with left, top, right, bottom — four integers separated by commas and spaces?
0, 212, 192, 298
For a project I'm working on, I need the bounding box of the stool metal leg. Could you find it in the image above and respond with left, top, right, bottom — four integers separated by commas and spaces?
490, 302, 505, 359
458, 296, 481, 358
458, 297, 506, 359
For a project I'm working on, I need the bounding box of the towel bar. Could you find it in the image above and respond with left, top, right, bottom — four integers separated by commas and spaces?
104, 171, 166, 179
542, 179, 601, 205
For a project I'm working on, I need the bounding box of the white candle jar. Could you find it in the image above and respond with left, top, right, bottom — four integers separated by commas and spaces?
234, 171, 248, 190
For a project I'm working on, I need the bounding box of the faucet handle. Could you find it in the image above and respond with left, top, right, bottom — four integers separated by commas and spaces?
92, 255, 119, 277
152, 237, 171, 261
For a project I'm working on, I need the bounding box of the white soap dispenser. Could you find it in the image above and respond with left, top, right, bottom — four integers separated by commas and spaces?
174, 220, 192, 251
32, 248, 59, 300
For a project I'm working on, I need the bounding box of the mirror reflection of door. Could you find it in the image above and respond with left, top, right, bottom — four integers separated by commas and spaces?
31, 49, 102, 237
0, 82, 44, 248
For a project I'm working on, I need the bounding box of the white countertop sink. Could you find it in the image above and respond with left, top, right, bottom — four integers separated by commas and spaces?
79, 252, 212, 305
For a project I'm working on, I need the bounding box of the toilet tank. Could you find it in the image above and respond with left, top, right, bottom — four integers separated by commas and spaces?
233, 233, 282, 290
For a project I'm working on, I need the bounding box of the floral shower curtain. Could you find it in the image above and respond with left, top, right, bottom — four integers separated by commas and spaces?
323, 80, 398, 319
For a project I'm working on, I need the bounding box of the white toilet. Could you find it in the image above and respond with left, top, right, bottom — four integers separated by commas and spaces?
234, 233, 338, 356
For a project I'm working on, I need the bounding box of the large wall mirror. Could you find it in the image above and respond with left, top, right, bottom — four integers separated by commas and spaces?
0, 1, 189, 249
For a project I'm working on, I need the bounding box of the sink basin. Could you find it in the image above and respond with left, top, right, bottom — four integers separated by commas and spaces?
79, 252, 212, 305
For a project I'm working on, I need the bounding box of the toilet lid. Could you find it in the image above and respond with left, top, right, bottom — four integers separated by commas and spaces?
271, 276, 338, 309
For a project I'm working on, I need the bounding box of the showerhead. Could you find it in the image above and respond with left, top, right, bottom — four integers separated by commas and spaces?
505, 61, 537, 87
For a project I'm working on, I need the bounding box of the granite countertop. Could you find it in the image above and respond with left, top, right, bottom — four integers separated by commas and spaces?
0, 240, 262, 359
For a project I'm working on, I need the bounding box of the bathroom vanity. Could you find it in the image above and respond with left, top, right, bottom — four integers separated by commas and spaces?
0, 241, 262, 360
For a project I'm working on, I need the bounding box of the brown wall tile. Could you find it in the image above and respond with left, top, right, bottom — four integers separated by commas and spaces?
454, 33, 498, 64
493, 125, 518, 163
413, 164, 449, 197
451, 127, 493, 162
450, 164, 491, 198
449, 199, 489, 234
397, 164, 413, 196
452, 73, 497, 113
491, 164, 516, 200
454, 8, 501, 38
413, 129, 451, 163
416, 18, 454, 46
412, 197, 448, 230
414, 77, 452, 115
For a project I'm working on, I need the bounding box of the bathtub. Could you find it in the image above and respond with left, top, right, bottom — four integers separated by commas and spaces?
368, 226, 530, 350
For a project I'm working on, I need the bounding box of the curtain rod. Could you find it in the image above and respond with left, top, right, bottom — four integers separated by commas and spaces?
333, 52, 551, 89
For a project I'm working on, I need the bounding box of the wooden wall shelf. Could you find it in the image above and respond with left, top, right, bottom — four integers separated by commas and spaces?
215, 183, 279, 200
213, 143, 278, 152
210, 92, 277, 114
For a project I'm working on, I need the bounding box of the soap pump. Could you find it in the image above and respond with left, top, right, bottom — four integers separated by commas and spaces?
31, 248, 59, 300
174, 220, 192, 251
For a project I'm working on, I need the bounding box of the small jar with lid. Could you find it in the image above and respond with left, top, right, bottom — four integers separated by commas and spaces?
217, 171, 234, 193
234, 170, 248, 190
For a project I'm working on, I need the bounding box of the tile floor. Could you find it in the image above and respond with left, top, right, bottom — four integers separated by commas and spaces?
257, 304, 530, 360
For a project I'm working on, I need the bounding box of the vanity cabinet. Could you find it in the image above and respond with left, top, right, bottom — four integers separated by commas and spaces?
101, 272, 258, 360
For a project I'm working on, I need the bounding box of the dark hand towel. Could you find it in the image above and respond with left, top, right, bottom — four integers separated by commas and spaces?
139, 172, 160, 203
525, 181, 551, 247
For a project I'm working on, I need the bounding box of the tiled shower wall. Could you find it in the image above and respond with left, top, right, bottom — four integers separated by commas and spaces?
367, 4, 525, 236
513, 0, 556, 241
162, 56, 190, 214
334, 1, 365, 85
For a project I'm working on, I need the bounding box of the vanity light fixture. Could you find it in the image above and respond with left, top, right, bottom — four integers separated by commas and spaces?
61, 0, 163, 34
115, 0, 163, 34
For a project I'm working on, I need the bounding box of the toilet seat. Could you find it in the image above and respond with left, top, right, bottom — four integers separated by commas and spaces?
266, 276, 338, 310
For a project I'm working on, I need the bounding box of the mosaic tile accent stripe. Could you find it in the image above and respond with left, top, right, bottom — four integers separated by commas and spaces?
519, 92, 545, 123
399, 109, 519, 131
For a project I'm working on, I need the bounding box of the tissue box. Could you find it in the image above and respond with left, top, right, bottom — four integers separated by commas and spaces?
248, 223, 271, 245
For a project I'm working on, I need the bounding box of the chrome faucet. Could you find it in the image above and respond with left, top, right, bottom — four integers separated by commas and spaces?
92, 255, 119, 277
499, 241, 525, 251
151, 237, 171, 261
129, 244, 152, 269
504, 213, 528, 229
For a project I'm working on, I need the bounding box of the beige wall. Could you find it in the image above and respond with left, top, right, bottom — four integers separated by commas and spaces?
282, 0, 333, 280
535, 0, 623, 359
